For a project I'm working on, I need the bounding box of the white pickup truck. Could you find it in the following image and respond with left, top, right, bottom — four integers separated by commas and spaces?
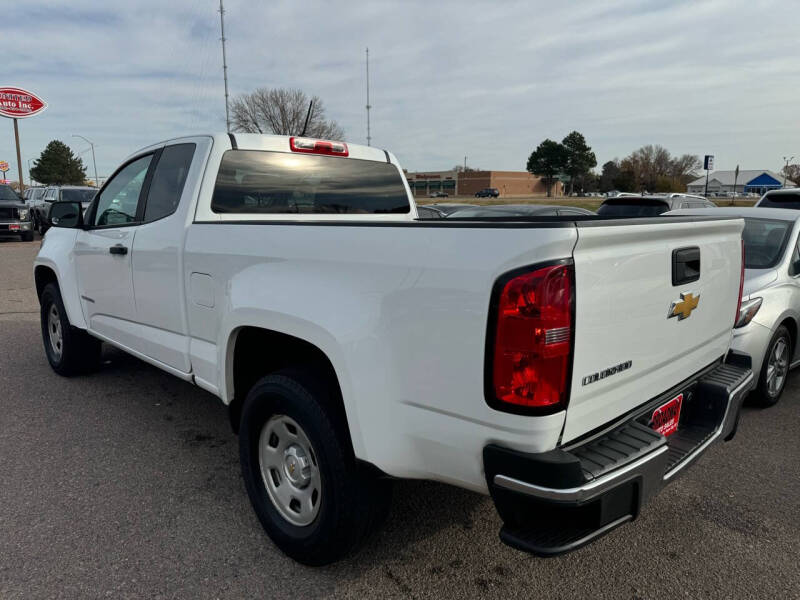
34, 133, 754, 565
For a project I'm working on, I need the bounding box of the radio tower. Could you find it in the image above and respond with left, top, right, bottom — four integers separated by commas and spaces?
365, 47, 372, 146
219, 0, 231, 132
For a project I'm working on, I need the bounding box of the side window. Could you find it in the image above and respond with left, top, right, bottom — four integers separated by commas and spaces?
791, 237, 800, 276
44, 189, 55, 202
92, 154, 153, 227
143, 143, 196, 222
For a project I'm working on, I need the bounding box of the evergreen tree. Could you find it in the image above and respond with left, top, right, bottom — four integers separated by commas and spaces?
30, 140, 87, 185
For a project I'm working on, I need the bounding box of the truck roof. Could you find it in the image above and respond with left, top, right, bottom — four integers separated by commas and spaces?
127, 133, 398, 167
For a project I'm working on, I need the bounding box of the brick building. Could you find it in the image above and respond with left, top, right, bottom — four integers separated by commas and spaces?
405, 169, 562, 198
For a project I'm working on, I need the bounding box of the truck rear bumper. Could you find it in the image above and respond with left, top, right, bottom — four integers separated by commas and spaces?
483, 352, 753, 556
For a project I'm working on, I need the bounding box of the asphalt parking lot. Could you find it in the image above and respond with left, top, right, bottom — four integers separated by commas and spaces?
1, 237, 799, 599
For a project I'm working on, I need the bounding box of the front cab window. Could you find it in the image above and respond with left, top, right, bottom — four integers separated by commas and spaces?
92, 155, 152, 227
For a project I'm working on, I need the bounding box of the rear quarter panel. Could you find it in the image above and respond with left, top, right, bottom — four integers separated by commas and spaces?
183, 222, 577, 492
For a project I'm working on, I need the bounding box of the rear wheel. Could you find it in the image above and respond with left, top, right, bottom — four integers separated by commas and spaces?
40, 283, 101, 376
239, 369, 391, 565
754, 325, 791, 407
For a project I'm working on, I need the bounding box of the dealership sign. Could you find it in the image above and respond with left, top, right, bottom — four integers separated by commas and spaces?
0, 87, 48, 118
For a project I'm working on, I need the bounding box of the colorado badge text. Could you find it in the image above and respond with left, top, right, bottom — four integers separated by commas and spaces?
582, 360, 633, 386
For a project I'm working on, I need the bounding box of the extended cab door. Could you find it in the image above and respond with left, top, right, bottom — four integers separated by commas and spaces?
129, 141, 202, 373
74, 153, 154, 348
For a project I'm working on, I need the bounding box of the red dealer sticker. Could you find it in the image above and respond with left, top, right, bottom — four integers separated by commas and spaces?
0, 87, 48, 118
651, 393, 683, 437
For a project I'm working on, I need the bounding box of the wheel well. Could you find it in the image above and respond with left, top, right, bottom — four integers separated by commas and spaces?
228, 327, 347, 436
780, 317, 797, 352
34, 266, 58, 302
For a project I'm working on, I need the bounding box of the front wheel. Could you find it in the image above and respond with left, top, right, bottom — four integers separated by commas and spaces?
40, 283, 101, 376
754, 325, 791, 407
239, 369, 391, 565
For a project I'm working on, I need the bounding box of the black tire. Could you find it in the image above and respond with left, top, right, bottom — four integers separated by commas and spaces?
40, 283, 101, 376
21, 231, 34, 242
239, 369, 391, 565
754, 325, 791, 407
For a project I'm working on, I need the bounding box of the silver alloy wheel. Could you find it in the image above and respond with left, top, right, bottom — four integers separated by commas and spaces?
258, 414, 322, 527
766, 337, 789, 397
47, 304, 63, 360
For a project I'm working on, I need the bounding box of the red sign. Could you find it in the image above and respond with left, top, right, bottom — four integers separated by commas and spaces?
0, 87, 47, 118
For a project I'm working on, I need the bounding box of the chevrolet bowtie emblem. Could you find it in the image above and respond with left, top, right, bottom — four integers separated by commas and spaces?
668, 292, 700, 320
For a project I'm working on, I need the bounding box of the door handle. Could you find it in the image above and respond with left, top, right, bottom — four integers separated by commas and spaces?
109, 245, 128, 255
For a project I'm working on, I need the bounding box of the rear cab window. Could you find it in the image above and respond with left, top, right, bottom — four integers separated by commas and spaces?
211, 150, 410, 216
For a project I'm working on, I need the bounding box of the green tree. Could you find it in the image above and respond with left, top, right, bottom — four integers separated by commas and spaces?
527, 139, 567, 197
562, 131, 597, 195
30, 140, 87, 185
599, 160, 620, 192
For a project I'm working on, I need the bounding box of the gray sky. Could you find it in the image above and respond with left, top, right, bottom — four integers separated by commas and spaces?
3, 0, 798, 183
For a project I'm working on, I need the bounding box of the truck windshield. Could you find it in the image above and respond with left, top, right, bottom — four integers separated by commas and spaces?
61, 189, 96, 204
0, 186, 20, 201
742, 218, 793, 269
597, 199, 670, 217
212, 150, 410, 214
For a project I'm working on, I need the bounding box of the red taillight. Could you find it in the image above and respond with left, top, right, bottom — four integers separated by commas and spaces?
734, 239, 745, 326
289, 136, 349, 157
489, 263, 573, 412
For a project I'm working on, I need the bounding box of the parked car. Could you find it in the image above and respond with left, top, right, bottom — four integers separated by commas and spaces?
428, 191, 449, 198
416, 203, 476, 218
667, 206, 800, 406
0, 184, 34, 241
597, 195, 716, 217
35, 133, 752, 565
447, 204, 595, 217
23, 186, 47, 209
756, 189, 800, 209
474, 187, 499, 198
668, 193, 708, 202
34, 186, 97, 234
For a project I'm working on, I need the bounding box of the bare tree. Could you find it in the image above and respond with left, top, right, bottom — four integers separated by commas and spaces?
620, 145, 700, 192
230, 88, 345, 139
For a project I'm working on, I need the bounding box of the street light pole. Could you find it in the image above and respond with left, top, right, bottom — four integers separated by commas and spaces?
73, 134, 99, 187
27, 158, 34, 185
784, 155, 795, 188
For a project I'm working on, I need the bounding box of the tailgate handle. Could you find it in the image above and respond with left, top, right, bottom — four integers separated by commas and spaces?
672, 246, 700, 286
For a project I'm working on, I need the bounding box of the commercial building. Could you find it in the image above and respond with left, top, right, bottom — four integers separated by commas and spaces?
686, 170, 795, 196
405, 170, 562, 198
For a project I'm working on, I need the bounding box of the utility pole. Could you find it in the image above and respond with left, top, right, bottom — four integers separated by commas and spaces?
365, 47, 371, 146
219, 0, 231, 132
27, 158, 34, 185
73, 134, 99, 187
784, 155, 795, 188
464, 156, 467, 171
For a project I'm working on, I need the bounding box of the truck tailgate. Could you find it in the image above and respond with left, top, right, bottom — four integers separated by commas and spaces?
563, 217, 744, 443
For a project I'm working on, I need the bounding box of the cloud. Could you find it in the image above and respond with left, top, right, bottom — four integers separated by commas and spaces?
2, 0, 798, 183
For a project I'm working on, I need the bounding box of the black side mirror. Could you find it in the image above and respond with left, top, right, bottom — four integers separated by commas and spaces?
50, 201, 84, 228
